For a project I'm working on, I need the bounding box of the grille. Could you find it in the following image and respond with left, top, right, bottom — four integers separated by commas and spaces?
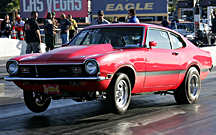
19, 65, 87, 77
37, 65, 72, 77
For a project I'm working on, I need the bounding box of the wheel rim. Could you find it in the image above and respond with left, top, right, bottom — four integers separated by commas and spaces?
115, 80, 128, 108
189, 74, 200, 98
33, 92, 46, 106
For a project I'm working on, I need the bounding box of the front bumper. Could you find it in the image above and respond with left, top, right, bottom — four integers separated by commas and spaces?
4, 76, 106, 81
4, 76, 110, 92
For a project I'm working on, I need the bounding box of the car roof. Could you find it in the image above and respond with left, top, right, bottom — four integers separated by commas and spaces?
84, 23, 160, 29
85, 23, 182, 35
82, 23, 185, 40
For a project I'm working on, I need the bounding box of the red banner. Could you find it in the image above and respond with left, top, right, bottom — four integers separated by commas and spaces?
20, 0, 88, 18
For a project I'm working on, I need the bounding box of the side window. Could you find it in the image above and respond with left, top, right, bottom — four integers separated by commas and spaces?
170, 34, 183, 49
145, 29, 171, 49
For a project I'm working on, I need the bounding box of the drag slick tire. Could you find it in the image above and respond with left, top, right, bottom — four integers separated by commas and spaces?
23, 91, 51, 113
174, 67, 201, 104
106, 73, 131, 114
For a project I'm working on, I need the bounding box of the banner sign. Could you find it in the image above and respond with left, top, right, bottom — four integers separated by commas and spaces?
20, 0, 88, 18
200, 0, 216, 7
92, 0, 168, 17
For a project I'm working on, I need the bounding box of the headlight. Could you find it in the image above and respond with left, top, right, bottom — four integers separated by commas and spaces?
85, 60, 98, 75
7, 61, 19, 75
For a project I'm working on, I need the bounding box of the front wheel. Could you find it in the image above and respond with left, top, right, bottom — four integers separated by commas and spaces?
23, 91, 51, 113
174, 67, 201, 104
106, 73, 131, 114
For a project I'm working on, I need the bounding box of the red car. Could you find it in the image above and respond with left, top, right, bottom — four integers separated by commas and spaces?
5, 23, 213, 114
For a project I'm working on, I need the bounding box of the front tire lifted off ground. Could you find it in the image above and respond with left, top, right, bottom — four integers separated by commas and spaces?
24, 91, 51, 113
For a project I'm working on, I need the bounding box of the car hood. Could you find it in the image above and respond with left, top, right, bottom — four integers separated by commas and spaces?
19, 44, 114, 64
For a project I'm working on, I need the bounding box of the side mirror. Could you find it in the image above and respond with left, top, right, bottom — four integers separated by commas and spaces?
149, 41, 157, 48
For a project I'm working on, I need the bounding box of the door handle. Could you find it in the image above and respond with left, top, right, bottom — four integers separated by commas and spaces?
172, 52, 179, 55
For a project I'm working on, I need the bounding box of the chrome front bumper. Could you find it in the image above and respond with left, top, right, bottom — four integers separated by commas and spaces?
4, 76, 106, 81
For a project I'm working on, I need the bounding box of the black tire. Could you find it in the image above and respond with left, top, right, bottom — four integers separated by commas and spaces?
174, 67, 201, 104
106, 73, 131, 114
23, 91, 51, 113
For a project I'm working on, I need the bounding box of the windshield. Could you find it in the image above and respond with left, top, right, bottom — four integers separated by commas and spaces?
69, 27, 144, 48
174, 23, 194, 33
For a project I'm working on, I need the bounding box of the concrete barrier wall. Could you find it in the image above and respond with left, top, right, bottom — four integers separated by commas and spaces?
200, 46, 216, 66
0, 38, 46, 57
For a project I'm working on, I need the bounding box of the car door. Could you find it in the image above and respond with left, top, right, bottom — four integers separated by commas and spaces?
144, 28, 181, 88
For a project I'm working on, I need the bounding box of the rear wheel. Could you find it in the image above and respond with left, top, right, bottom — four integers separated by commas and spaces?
106, 73, 131, 114
174, 67, 201, 104
23, 91, 51, 113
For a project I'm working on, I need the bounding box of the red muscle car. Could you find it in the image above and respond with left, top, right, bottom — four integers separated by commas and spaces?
5, 23, 213, 114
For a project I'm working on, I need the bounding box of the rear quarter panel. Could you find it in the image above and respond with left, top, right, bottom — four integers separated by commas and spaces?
178, 38, 212, 82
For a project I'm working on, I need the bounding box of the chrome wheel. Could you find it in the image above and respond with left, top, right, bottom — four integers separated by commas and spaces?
24, 91, 51, 113
189, 74, 200, 97
116, 80, 128, 108
33, 92, 46, 106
